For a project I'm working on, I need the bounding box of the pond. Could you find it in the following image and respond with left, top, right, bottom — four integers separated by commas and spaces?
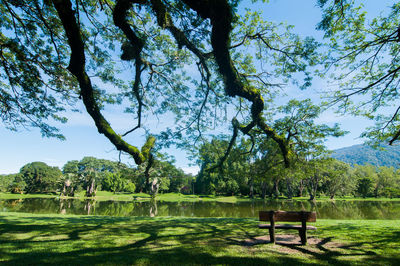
1, 198, 399, 219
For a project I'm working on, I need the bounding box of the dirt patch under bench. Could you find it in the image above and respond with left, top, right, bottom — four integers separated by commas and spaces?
243, 234, 321, 245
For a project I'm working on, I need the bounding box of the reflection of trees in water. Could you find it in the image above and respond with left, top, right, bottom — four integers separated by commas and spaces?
59, 199, 72, 214
100, 201, 136, 216
357, 201, 394, 219
8, 198, 60, 214
309, 200, 317, 214
157, 202, 174, 217
0, 199, 24, 212
2, 198, 400, 219
313, 201, 393, 219
59, 199, 97, 215
84, 200, 96, 215
95, 201, 158, 217
149, 199, 157, 217
385, 201, 400, 218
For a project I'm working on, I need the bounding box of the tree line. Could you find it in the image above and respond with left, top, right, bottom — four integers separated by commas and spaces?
2, 154, 400, 199
195, 137, 400, 199
0, 156, 194, 197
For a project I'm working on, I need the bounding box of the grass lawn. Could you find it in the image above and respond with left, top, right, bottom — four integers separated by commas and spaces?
2, 191, 400, 203
0, 192, 257, 203
0, 193, 56, 200
0, 212, 399, 265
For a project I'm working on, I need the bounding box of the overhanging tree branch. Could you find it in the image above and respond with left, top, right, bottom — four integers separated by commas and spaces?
113, 0, 147, 137
182, 0, 291, 167
52, 0, 154, 165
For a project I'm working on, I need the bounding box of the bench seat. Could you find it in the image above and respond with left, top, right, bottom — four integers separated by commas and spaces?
258, 210, 317, 245
258, 224, 317, 230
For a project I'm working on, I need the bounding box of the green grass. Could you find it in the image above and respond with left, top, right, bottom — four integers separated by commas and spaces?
0, 192, 245, 202
0, 212, 399, 265
0, 192, 55, 199
297, 196, 400, 202
324, 196, 400, 201
1, 192, 400, 203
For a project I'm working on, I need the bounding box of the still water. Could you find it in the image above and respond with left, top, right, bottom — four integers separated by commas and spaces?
1, 198, 399, 219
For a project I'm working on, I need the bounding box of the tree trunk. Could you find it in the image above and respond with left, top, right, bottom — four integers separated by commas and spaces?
286, 178, 293, 199
144, 154, 154, 194
272, 179, 280, 199
309, 192, 315, 201
150, 177, 159, 197
307, 176, 318, 201
261, 181, 267, 199
249, 177, 254, 199
61, 183, 66, 197
312, 178, 318, 200
61, 179, 74, 197
144, 174, 150, 194
86, 178, 96, 197
299, 180, 304, 197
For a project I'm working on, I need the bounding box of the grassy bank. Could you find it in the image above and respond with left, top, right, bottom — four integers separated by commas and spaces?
2, 191, 400, 203
0, 192, 249, 203
0, 212, 399, 265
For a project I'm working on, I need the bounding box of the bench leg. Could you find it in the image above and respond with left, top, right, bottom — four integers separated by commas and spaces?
299, 229, 307, 245
269, 227, 275, 244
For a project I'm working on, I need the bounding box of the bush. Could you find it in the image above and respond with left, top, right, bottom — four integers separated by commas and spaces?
124, 181, 136, 193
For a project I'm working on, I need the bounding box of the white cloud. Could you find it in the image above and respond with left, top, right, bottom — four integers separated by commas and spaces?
181, 166, 200, 175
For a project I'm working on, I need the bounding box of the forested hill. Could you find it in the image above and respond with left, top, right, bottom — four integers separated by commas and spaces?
332, 144, 400, 168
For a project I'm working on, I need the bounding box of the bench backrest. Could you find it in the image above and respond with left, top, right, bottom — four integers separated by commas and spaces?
259, 210, 316, 223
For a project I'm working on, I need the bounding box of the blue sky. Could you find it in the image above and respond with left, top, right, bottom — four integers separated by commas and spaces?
0, 0, 394, 174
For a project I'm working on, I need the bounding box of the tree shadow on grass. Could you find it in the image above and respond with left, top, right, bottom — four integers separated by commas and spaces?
0, 215, 399, 265
0, 216, 311, 265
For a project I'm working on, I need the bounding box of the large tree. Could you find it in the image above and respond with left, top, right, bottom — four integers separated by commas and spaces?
0, 0, 319, 167
19, 161, 63, 193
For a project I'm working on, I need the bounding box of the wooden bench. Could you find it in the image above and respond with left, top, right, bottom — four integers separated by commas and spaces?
258, 210, 317, 245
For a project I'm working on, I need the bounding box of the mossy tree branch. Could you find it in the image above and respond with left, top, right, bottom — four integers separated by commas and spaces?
52, 0, 154, 165
182, 0, 291, 167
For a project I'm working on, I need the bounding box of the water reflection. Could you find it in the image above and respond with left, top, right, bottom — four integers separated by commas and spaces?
149, 199, 157, 217
0, 198, 399, 219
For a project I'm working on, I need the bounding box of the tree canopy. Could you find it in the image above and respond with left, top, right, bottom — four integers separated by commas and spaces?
2, 0, 399, 170
318, 0, 400, 145
0, 0, 321, 168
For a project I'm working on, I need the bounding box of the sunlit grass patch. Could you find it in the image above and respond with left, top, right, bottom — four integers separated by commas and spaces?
0, 192, 55, 199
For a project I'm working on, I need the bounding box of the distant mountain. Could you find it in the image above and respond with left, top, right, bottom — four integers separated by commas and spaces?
331, 144, 400, 168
